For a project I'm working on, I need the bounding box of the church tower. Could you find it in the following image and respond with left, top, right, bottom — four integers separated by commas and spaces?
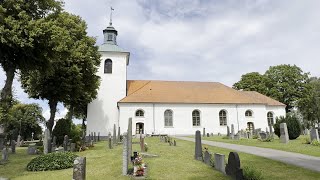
86, 9, 130, 137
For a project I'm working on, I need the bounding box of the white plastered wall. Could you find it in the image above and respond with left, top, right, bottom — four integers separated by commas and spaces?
118, 103, 286, 136
86, 51, 128, 136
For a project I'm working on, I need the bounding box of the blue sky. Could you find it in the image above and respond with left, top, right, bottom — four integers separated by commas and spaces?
1, 0, 320, 123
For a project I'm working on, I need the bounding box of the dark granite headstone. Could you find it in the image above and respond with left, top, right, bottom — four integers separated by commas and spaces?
11, 140, 16, 154
227, 126, 230, 137
117, 127, 121, 143
225, 152, 244, 180
259, 132, 267, 140
27, 145, 37, 155
113, 124, 117, 145
207, 133, 209, 137
174, 140, 176, 146
52, 136, 57, 150
98, 132, 100, 141
203, 151, 211, 166
194, 130, 202, 161
108, 137, 112, 149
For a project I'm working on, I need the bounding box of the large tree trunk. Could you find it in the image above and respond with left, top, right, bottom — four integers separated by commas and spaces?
47, 99, 58, 134
0, 66, 15, 108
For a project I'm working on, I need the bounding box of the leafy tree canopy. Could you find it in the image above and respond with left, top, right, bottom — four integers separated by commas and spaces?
20, 12, 100, 133
0, 0, 62, 119
4, 102, 45, 140
233, 64, 310, 112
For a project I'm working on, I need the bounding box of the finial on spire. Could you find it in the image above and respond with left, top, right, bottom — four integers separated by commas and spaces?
109, 7, 114, 26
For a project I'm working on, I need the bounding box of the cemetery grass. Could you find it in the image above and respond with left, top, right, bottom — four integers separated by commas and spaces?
0, 139, 226, 180
1, 138, 319, 180
200, 135, 320, 157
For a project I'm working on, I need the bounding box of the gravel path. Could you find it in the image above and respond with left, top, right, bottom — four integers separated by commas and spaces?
175, 136, 320, 173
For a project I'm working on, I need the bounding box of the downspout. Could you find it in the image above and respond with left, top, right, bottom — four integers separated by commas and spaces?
153, 104, 155, 133
236, 104, 240, 132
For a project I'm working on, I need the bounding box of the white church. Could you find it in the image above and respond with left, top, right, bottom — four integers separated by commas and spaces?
86, 20, 286, 137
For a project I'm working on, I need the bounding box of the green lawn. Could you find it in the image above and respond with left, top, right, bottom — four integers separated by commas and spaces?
200, 135, 320, 157
0, 137, 319, 180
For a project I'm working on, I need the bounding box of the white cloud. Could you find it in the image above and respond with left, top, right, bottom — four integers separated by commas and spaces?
1, 0, 320, 119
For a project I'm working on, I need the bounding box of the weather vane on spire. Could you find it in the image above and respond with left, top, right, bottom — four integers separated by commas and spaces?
109, 7, 114, 26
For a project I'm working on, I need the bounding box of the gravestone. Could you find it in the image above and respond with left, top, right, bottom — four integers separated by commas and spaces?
225, 152, 244, 180
11, 140, 16, 153
88, 134, 91, 144
174, 140, 176, 146
16, 135, 21, 147
203, 128, 206, 137
214, 153, 225, 174
127, 118, 132, 164
73, 157, 86, 180
310, 128, 319, 142
94, 132, 96, 142
2, 148, 8, 161
27, 145, 37, 155
259, 132, 267, 140
122, 132, 128, 175
234, 134, 240, 140
91, 132, 94, 141
113, 124, 117, 145
280, 123, 289, 143
203, 151, 211, 166
117, 127, 121, 143
304, 129, 309, 135
231, 124, 235, 135
64, 135, 69, 151
108, 137, 112, 149
44, 129, 50, 154
52, 136, 57, 150
0, 135, 4, 151
71, 143, 76, 152
211, 133, 214, 136
207, 133, 209, 137
140, 137, 145, 152
266, 127, 268, 133
98, 132, 100, 141
164, 136, 168, 143
227, 126, 230, 137
194, 130, 202, 161
90, 140, 93, 146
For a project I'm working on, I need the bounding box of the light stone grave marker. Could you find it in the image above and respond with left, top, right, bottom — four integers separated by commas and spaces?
203, 151, 211, 166
122, 132, 128, 175
2, 148, 8, 162
310, 128, 319, 142
73, 157, 86, 180
127, 118, 132, 164
64, 135, 69, 151
214, 153, 225, 174
280, 123, 289, 144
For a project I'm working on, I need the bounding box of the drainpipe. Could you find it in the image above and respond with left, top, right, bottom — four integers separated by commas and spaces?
153, 104, 155, 133
236, 105, 240, 131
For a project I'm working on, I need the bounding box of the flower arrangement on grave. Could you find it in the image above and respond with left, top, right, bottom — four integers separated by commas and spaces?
133, 154, 146, 176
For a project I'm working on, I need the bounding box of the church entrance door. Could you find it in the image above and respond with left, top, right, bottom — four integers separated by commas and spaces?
136, 123, 144, 134
247, 122, 254, 131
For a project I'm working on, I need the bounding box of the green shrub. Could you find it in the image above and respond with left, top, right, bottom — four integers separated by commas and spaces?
26, 152, 78, 171
243, 166, 264, 180
311, 140, 320, 146
52, 118, 72, 146
274, 113, 301, 140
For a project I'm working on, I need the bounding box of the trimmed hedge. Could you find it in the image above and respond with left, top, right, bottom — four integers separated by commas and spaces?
274, 113, 301, 140
27, 152, 78, 171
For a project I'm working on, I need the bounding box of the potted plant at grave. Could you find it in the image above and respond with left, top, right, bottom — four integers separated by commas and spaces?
133, 154, 145, 176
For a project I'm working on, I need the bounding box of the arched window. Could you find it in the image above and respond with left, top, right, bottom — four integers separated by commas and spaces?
164, 109, 173, 127
219, 110, 227, 126
192, 110, 201, 126
267, 112, 274, 126
104, 59, 112, 74
245, 110, 253, 117
135, 110, 144, 117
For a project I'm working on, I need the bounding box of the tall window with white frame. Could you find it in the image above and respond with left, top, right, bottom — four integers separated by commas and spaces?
192, 110, 201, 126
267, 112, 274, 126
135, 109, 144, 117
104, 59, 112, 74
219, 110, 227, 126
164, 109, 173, 127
